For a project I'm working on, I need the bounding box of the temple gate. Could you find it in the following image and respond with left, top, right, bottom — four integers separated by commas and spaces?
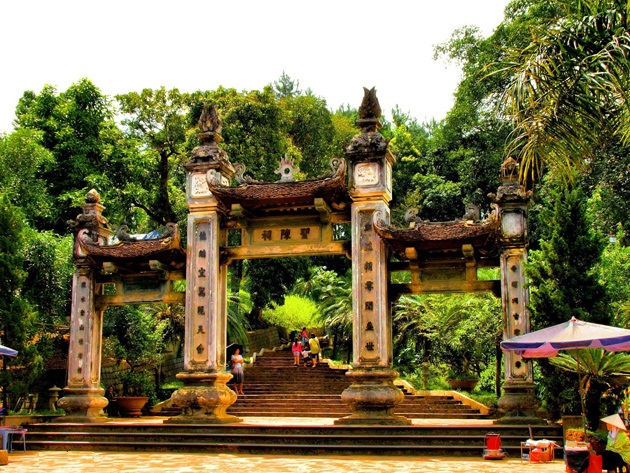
59, 89, 538, 425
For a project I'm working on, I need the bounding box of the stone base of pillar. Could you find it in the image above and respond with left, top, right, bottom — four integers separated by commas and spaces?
56, 387, 108, 423
495, 382, 545, 425
335, 368, 411, 426
165, 371, 242, 424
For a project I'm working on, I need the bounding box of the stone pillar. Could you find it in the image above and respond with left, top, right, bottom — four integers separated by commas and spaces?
490, 158, 541, 423
336, 88, 409, 425
57, 267, 108, 422
58, 191, 111, 422
168, 104, 239, 424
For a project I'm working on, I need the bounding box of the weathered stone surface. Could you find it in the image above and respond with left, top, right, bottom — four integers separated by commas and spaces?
336, 369, 410, 425
495, 382, 544, 424
56, 388, 108, 423
166, 371, 241, 424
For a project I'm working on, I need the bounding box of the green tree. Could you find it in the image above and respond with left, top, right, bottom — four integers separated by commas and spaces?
273, 71, 301, 99
0, 129, 53, 226
393, 293, 502, 393
500, 0, 630, 179
115, 87, 191, 227
0, 195, 41, 407
243, 257, 310, 328
527, 177, 609, 419
15, 79, 115, 232
262, 295, 320, 332
103, 306, 167, 400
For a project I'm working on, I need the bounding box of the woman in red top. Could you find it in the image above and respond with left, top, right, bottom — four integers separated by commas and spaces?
292, 338, 302, 366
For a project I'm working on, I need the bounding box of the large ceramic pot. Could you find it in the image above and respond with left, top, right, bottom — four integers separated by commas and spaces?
447, 378, 479, 391
115, 396, 149, 417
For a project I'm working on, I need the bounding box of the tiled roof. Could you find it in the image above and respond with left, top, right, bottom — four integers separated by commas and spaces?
373, 218, 500, 258
208, 165, 350, 210
76, 226, 186, 270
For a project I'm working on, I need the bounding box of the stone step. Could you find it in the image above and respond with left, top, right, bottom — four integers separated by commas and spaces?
23, 423, 564, 456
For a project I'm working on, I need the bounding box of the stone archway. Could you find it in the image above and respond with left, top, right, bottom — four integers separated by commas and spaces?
59, 90, 539, 425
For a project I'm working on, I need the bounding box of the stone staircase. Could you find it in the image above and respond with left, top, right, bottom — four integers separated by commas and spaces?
23, 422, 563, 456
21, 347, 564, 455
226, 347, 488, 419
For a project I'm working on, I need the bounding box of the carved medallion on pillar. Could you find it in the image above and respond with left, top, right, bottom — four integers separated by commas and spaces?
336, 88, 409, 425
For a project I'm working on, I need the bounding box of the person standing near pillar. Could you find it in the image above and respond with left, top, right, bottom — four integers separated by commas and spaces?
231, 348, 245, 395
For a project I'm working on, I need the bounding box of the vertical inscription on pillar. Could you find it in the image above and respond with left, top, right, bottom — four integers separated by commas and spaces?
359, 210, 379, 362
70, 273, 90, 386
193, 221, 210, 364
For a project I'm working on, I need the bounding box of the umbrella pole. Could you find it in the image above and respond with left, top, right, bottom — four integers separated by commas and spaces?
578, 357, 587, 433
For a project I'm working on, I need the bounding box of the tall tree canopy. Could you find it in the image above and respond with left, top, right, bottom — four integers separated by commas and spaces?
500, 0, 630, 179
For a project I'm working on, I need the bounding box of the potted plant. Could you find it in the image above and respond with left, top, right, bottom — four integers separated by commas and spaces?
447, 369, 480, 391
103, 306, 167, 417
115, 371, 154, 417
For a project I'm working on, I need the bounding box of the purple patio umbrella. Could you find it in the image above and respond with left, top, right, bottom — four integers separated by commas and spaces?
0, 344, 17, 357
502, 317, 630, 432
501, 317, 630, 358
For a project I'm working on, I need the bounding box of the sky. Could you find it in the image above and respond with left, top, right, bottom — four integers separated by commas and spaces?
0, 0, 509, 134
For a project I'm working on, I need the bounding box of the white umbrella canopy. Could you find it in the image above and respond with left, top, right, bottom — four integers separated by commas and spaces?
0, 344, 17, 357
501, 317, 630, 357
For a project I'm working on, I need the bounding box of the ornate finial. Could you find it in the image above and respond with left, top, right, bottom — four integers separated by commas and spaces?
198, 103, 221, 136
488, 157, 533, 203
85, 189, 101, 204
357, 87, 382, 133
189, 103, 231, 165
359, 87, 382, 119
501, 157, 519, 183
274, 155, 296, 182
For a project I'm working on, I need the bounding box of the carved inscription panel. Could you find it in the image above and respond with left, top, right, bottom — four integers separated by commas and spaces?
191, 173, 212, 198
355, 162, 380, 186
252, 226, 321, 244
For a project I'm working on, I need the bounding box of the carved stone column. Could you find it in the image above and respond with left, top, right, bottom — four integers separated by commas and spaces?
168, 104, 239, 424
58, 269, 108, 422
336, 88, 409, 425
58, 192, 111, 422
490, 158, 541, 423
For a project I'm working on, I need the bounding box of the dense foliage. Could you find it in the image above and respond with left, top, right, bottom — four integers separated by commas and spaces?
3, 0, 630, 419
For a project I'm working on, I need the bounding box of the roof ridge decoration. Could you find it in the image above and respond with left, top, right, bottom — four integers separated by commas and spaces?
274, 155, 296, 182
79, 222, 180, 249
233, 163, 262, 185
76, 222, 184, 262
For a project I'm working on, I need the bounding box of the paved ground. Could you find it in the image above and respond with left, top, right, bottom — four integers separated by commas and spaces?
3, 451, 566, 473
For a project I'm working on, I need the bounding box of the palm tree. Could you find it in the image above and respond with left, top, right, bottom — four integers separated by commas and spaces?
499, 0, 630, 180
393, 293, 502, 393
551, 348, 630, 429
